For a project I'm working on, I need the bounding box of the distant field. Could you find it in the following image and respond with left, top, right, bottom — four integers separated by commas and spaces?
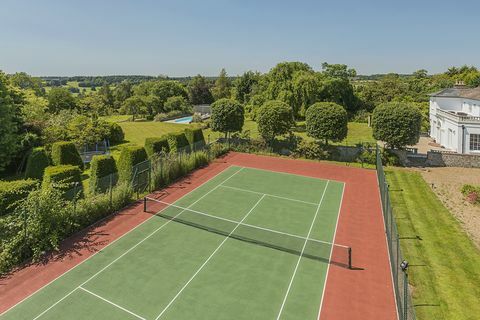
44, 81, 109, 96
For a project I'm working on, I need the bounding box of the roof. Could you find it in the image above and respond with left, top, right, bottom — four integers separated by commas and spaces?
430, 86, 480, 101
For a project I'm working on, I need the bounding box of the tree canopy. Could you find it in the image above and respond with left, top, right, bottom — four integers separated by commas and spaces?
372, 102, 422, 149
305, 102, 348, 144
256, 100, 294, 142
210, 98, 244, 137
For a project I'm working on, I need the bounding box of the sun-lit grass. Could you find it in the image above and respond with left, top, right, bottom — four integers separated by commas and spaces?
116, 121, 194, 146
386, 169, 480, 320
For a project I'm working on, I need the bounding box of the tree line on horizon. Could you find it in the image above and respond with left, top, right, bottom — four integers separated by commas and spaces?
1, 62, 480, 175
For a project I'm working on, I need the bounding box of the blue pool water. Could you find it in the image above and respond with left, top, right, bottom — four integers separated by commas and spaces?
173, 116, 193, 124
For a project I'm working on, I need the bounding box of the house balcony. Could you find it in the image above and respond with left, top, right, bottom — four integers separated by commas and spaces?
436, 109, 480, 123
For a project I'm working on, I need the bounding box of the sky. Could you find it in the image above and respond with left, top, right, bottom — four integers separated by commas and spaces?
1, 0, 479, 77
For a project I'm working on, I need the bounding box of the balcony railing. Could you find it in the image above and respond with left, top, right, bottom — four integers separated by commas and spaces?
436, 109, 480, 123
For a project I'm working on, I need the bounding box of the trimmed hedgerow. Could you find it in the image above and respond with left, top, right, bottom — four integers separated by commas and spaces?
117, 146, 148, 184
51, 141, 84, 170
42, 165, 83, 199
166, 132, 190, 153
0, 179, 39, 216
184, 128, 206, 150
25, 147, 50, 180
145, 137, 170, 157
89, 155, 118, 194
107, 122, 125, 145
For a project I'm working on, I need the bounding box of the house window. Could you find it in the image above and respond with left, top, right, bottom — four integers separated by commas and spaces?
470, 134, 480, 151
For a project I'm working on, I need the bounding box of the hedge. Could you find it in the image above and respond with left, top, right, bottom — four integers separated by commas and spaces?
145, 137, 170, 157
89, 155, 118, 194
117, 146, 148, 184
25, 147, 50, 180
107, 122, 125, 145
42, 165, 83, 200
51, 141, 84, 170
184, 128, 206, 150
0, 179, 39, 216
166, 132, 190, 153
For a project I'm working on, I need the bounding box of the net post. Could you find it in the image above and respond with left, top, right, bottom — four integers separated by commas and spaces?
143, 197, 147, 212
348, 247, 352, 269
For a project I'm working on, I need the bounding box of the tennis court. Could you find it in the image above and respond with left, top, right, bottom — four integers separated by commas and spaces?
1, 165, 349, 320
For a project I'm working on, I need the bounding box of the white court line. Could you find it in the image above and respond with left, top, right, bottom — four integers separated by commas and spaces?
153, 194, 267, 320
275, 180, 330, 320
145, 197, 349, 248
78, 286, 146, 320
317, 183, 345, 320
0, 165, 236, 319
29, 167, 244, 320
238, 165, 344, 184
219, 184, 318, 206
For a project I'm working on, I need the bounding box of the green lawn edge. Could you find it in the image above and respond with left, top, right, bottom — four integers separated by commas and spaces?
386, 169, 480, 320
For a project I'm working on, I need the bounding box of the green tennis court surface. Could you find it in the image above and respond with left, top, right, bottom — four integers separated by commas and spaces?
2, 166, 347, 320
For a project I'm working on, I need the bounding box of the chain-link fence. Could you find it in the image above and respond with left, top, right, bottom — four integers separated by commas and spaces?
376, 145, 416, 320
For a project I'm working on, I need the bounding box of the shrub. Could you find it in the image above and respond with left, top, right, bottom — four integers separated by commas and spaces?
166, 132, 190, 153
154, 113, 168, 122
305, 102, 348, 144
42, 165, 83, 199
145, 137, 170, 157
293, 140, 333, 160
461, 184, 480, 204
0, 179, 38, 216
184, 128, 206, 150
89, 155, 118, 194
210, 98, 244, 137
191, 114, 203, 123
466, 192, 479, 204
257, 100, 294, 142
107, 122, 124, 145
25, 147, 50, 180
51, 141, 84, 170
372, 102, 422, 149
117, 146, 148, 184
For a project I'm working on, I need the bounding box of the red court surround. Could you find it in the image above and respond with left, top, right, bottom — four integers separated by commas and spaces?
0, 152, 397, 320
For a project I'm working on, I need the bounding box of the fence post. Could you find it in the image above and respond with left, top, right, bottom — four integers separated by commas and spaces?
143, 197, 147, 212
23, 208, 27, 250
404, 272, 409, 320
109, 173, 113, 208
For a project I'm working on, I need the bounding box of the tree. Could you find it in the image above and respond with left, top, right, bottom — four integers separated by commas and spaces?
321, 63, 357, 79
21, 90, 49, 131
0, 72, 22, 172
9, 72, 45, 96
212, 68, 231, 100
121, 96, 148, 120
266, 62, 312, 98
47, 87, 76, 113
305, 102, 348, 144
292, 71, 321, 116
210, 98, 244, 138
187, 75, 214, 105
97, 84, 115, 112
256, 100, 294, 143
114, 80, 133, 106
164, 96, 191, 113
372, 102, 422, 148
318, 77, 357, 113
233, 71, 261, 104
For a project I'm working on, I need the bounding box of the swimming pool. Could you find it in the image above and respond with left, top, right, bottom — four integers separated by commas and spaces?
172, 116, 193, 124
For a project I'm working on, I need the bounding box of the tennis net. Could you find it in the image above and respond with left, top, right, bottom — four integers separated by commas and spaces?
144, 197, 352, 269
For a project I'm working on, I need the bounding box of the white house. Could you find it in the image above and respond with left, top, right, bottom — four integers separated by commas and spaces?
429, 84, 480, 154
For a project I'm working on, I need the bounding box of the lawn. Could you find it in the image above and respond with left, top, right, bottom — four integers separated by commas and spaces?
203, 119, 374, 146
386, 169, 480, 320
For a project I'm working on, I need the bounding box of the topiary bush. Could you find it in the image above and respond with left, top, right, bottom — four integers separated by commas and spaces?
0, 179, 39, 216
42, 165, 83, 200
184, 128, 206, 150
256, 100, 294, 143
372, 102, 422, 149
305, 102, 348, 144
145, 137, 170, 157
210, 98, 245, 137
51, 141, 84, 170
107, 122, 125, 145
89, 155, 118, 194
167, 132, 190, 153
117, 146, 148, 184
25, 147, 50, 180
